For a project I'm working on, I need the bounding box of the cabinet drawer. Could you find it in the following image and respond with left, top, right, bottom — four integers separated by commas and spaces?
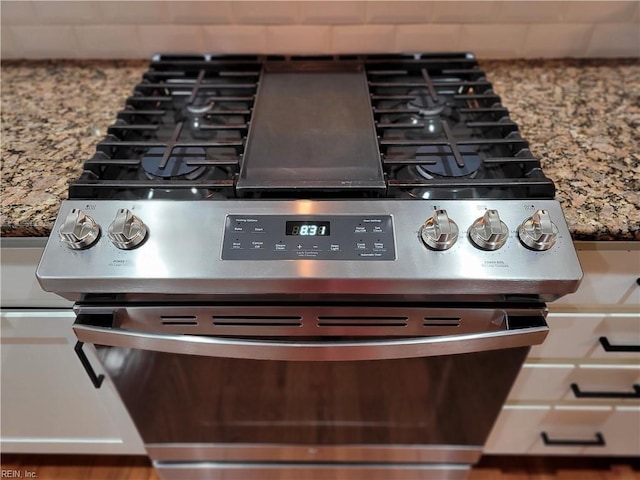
554, 247, 639, 307
530, 313, 640, 360
486, 405, 640, 456
508, 364, 640, 402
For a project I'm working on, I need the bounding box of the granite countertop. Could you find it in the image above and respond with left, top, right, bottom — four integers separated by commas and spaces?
1, 58, 638, 241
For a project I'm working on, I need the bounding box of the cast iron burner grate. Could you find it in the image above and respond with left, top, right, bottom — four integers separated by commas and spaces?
367, 54, 554, 199
70, 54, 261, 199
68, 53, 555, 201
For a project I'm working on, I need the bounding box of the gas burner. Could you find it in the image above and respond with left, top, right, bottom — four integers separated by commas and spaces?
180, 94, 221, 140
407, 88, 447, 116
141, 146, 207, 180
393, 92, 460, 141
397, 166, 493, 200
415, 145, 482, 179
405, 184, 487, 200
185, 99, 215, 131
127, 187, 226, 201
396, 114, 445, 140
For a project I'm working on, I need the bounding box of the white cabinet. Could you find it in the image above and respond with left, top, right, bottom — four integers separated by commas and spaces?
487, 242, 640, 457
0, 239, 144, 454
0, 310, 145, 454
486, 405, 640, 456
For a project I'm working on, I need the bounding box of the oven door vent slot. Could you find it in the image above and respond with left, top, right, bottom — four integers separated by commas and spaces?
423, 317, 462, 327
317, 316, 408, 328
212, 316, 302, 327
161, 316, 198, 326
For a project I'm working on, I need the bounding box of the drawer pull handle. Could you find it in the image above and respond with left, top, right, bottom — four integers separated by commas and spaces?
74, 341, 104, 389
541, 431, 605, 447
599, 336, 640, 353
571, 382, 640, 399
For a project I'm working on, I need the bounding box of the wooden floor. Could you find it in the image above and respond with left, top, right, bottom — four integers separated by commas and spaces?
1, 455, 639, 479
471, 457, 640, 479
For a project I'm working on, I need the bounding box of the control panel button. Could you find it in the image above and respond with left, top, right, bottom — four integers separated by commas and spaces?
420, 209, 458, 251
107, 209, 148, 250
518, 209, 559, 251
469, 209, 509, 251
59, 209, 101, 250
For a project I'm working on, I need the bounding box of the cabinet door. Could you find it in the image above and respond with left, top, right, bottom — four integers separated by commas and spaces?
530, 313, 640, 360
508, 363, 640, 403
0, 310, 144, 454
486, 405, 640, 456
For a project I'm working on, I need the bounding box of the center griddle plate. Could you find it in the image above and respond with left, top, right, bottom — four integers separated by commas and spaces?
236, 64, 386, 193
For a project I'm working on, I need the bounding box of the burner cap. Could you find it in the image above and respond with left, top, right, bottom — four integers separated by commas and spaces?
416, 145, 482, 178
407, 89, 446, 116
142, 146, 206, 179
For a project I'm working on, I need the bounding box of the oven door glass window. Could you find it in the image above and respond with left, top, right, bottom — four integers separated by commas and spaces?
97, 347, 527, 446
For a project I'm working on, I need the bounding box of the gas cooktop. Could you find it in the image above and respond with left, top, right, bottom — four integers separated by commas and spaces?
69, 52, 555, 201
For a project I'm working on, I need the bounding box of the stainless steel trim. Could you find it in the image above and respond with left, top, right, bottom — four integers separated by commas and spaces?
154, 462, 470, 480
145, 443, 482, 464
73, 318, 547, 361
115, 305, 507, 337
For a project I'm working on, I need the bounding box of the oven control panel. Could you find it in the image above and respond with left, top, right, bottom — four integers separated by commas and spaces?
36, 199, 584, 298
222, 215, 396, 260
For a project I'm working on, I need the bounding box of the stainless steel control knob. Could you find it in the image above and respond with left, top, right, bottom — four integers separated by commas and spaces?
518, 209, 558, 251
59, 208, 101, 250
107, 209, 148, 250
469, 209, 509, 251
420, 209, 458, 251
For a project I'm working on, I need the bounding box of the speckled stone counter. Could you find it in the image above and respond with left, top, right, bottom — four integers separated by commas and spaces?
1, 58, 639, 240
483, 59, 639, 241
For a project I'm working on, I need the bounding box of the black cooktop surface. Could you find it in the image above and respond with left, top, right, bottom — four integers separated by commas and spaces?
69, 53, 555, 201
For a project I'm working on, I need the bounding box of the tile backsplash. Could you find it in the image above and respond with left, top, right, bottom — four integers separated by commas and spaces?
2, 1, 638, 59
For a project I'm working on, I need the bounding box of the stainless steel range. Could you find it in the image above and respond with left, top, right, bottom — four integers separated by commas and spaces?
37, 53, 582, 480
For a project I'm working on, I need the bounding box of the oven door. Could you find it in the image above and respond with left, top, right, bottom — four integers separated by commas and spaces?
74, 304, 547, 480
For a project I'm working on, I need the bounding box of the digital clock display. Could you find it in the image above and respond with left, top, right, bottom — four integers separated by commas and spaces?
286, 221, 330, 236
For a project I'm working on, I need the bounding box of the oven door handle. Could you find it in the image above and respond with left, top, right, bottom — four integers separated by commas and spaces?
73, 317, 548, 361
